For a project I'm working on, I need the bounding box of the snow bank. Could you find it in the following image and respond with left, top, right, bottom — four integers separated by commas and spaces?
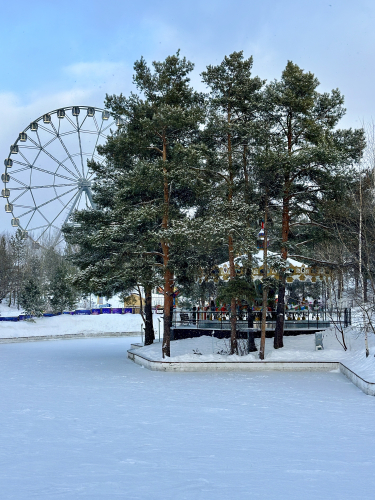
0, 303, 163, 338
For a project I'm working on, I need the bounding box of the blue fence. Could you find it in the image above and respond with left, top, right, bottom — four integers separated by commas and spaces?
0, 307, 140, 321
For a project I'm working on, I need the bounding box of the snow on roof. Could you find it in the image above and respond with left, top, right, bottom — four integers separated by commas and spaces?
219, 250, 305, 270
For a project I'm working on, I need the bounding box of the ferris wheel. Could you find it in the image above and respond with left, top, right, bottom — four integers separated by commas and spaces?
1, 106, 120, 245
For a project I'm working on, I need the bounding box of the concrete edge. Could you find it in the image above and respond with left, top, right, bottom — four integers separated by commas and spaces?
339, 362, 375, 396
0, 332, 141, 343
127, 349, 375, 396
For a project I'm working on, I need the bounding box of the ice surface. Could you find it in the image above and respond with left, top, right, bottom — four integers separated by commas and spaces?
0, 337, 375, 499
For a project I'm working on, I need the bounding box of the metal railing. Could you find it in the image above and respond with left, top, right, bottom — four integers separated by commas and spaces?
171, 307, 352, 330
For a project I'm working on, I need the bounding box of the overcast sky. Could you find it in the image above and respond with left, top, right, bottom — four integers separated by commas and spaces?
1, 0, 374, 234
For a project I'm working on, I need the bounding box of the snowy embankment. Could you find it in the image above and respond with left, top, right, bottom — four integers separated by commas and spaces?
137, 327, 375, 383
0, 303, 162, 339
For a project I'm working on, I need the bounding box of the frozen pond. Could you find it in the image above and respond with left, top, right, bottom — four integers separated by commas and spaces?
0, 337, 375, 499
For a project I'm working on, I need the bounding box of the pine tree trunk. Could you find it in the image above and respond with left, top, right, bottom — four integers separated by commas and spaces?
160, 132, 174, 358
227, 104, 237, 355
162, 268, 173, 357
274, 118, 293, 350
228, 233, 237, 354
144, 286, 154, 345
274, 279, 285, 349
274, 188, 289, 349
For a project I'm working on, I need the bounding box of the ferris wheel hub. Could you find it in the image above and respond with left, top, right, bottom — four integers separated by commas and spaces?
78, 178, 92, 189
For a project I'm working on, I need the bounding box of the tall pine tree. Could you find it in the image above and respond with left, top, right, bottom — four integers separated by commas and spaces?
262, 61, 365, 348
104, 51, 205, 357
201, 51, 263, 353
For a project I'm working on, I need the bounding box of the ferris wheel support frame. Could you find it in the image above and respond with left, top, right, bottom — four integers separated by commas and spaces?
53, 179, 97, 246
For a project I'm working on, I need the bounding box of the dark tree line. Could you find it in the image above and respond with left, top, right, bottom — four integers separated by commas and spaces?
0, 230, 77, 317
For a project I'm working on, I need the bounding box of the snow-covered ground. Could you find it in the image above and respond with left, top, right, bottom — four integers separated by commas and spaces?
0, 302, 22, 317
138, 328, 375, 382
0, 336, 374, 499
0, 303, 163, 338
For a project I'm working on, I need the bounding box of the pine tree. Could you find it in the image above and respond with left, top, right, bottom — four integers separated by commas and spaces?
49, 265, 77, 313
261, 61, 365, 348
63, 128, 161, 345
103, 51, 205, 357
201, 51, 263, 353
9, 229, 27, 308
19, 276, 45, 318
